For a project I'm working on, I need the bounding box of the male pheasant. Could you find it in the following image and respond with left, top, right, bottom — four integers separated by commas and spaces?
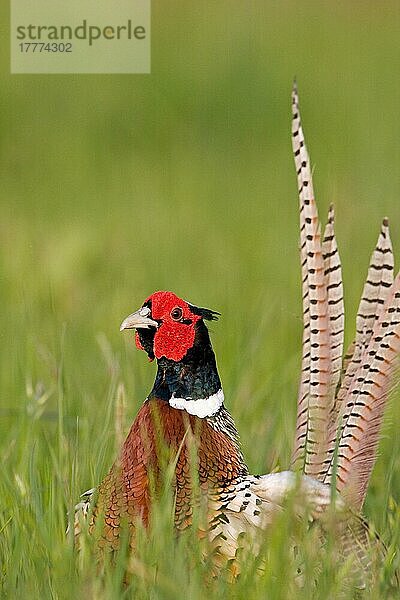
74, 85, 400, 582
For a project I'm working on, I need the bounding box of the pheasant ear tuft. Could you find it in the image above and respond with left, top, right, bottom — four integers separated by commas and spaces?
188, 304, 220, 321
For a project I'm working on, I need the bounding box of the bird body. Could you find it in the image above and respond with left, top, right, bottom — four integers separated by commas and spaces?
82, 374, 341, 564
91, 397, 248, 547
73, 87, 400, 584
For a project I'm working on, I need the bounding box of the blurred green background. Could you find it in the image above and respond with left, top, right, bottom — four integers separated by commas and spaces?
0, 1, 399, 594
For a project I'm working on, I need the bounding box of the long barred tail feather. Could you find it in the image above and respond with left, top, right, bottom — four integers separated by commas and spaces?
291, 82, 333, 479
329, 220, 394, 432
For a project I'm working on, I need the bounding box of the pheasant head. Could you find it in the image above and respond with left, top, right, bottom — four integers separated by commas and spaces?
120, 291, 223, 418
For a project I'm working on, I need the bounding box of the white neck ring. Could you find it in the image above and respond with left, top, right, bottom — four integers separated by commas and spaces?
169, 389, 224, 418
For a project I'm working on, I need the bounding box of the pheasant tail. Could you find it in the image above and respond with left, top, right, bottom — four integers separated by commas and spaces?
291, 85, 398, 512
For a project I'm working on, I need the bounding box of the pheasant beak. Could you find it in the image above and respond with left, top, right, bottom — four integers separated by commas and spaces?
119, 308, 158, 332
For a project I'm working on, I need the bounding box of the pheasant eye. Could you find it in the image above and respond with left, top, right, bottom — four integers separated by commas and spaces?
171, 307, 183, 321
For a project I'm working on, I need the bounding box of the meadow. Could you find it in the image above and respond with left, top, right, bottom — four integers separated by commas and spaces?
1, 2, 399, 598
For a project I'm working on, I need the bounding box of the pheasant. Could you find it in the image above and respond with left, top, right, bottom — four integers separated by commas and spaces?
73, 85, 400, 583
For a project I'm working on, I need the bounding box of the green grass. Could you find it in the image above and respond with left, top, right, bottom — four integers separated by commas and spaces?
1, 1, 400, 597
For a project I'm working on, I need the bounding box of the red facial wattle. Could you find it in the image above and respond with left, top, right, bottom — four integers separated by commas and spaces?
144, 291, 201, 362
153, 321, 196, 361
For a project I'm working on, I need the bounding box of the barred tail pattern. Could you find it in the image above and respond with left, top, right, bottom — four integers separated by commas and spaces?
331, 220, 394, 427
291, 85, 398, 510
322, 221, 395, 493
322, 205, 345, 403
325, 273, 400, 508
290, 83, 332, 478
